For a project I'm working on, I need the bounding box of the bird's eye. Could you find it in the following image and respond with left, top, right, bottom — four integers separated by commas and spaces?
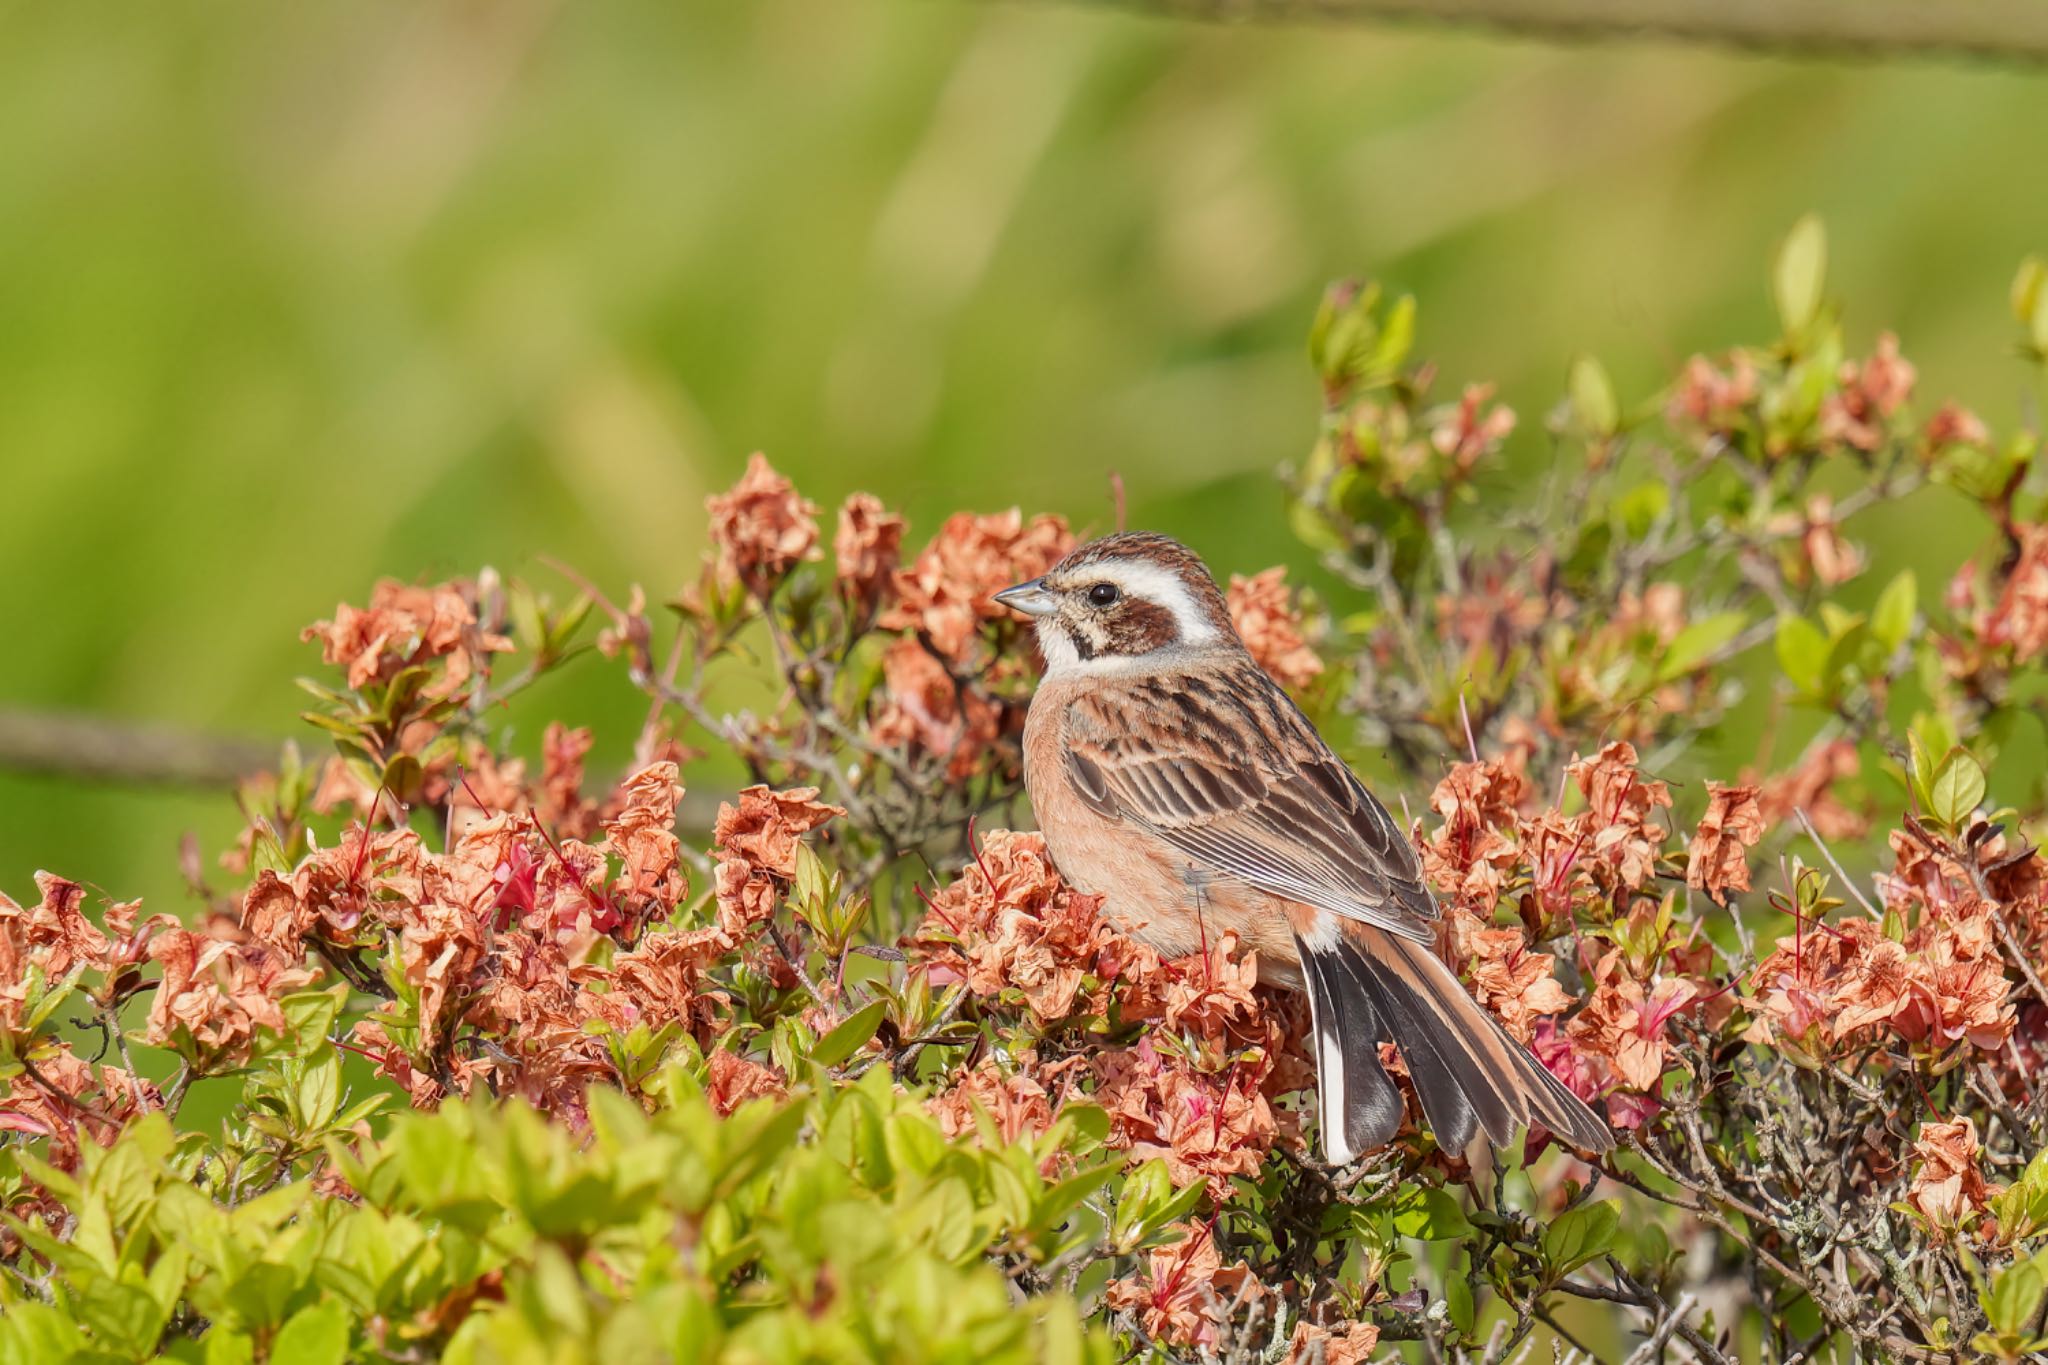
1087, 582, 1121, 607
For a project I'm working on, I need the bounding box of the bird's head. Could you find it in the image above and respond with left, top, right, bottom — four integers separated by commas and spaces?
994, 531, 1238, 675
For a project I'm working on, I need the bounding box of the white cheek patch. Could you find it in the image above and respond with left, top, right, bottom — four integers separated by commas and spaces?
1034, 619, 1082, 672
1091, 560, 1221, 647
1034, 622, 1178, 679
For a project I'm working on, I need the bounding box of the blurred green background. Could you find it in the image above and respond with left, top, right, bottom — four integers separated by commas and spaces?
4, 0, 2046, 916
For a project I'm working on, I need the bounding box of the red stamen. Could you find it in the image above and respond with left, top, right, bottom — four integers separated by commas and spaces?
913, 880, 961, 936
967, 814, 998, 892
347, 778, 394, 889
1909, 1067, 1946, 1120
332, 1036, 395, 1069
456, 767, 491, 818
1156, 1214, 1221, 1303
530, 811, 618, 927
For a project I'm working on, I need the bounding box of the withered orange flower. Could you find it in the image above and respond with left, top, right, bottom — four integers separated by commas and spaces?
604, 762, 687, 918
1103, 1221, 1269, 1352
870, 637, 1005, 781
1686, 782, 1764, 905
1820, 332, 1916, 454
1226, 567, 1324, 693
301, 578, 511, 700
884, 509, 1073, 663
608, 924, 729, 1033
1744, 892, 2014, 1060
1093, 1036, 1279, 1199
928, 1054, 1062, 1146
1923, 401, 1990, 452
704, 1046, 788, 1116
1906, 1116, 1997, 1232
1154, 930, 1264, 1037
1798, 494, 1864, 587
1567, 742, 1672, 893
0, 873, 112, 985
1420, 756, 1528, 914
1568, 950, 1697, 1094
1451, 915, 1574, 1045
1284, 1320, 1382, 1365
834, 491, 907, 620
1668, 350, 1759, 435
1757, 738, 1867, 842
1978, 524, 2048, 662
0, 1047, 158, 1171
539, 722, 599, 838
145, 929, 314, 1064
705, 452, 821, 590
712, 785, 843, 940
1430, 382, 1517, 472
714, 785, 843, 880
906, 830, 1107, 1023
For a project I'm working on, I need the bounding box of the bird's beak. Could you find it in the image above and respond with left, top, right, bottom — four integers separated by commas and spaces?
994, 577, 1059, 618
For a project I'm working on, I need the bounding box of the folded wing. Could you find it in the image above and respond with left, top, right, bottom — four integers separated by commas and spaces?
1058, 661, 1439, 945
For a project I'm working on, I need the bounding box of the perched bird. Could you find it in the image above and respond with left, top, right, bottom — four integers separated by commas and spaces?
996, 531, 1611, 1163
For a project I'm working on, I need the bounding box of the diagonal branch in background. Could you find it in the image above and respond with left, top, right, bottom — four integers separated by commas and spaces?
0, 707, 278, 789
1043, 0, 2048, 66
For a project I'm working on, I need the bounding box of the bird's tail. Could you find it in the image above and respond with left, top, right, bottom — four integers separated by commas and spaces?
1295, 923, 1612, 1163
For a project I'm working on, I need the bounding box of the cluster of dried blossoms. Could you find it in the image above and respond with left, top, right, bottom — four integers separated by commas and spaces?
908, 829, 1311, 1200
1414, 743, 1740, 1132
11, 234, 2048, 1363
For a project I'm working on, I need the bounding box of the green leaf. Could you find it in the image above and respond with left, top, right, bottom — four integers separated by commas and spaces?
2015, 256, 2048, 355
1658, 610, 1746, 682
1032, 1164, 1119, 1234
810, 999, 888, 1070
296, 1045, 342, 1131
1569, 354, 1618, 436
1984, 1248, 2048, 1337
380, 752, 425, 803
1368, 294, 1417, 381
1929, 747, 1987, 830
1871, 570, 1917, 654
204, 1327, 256, 1365
1907, 729, 1938, 815
1391, 1186, 1473, 1241
1611, 481, 1670, 540
1774, 214, 1828, 338
1541, 1200, 1620, 1279
790, 843, 830, 920
271, 1300, 350, 1365
75, 1276, 168, 1357
1052, 1102, 1110, 1157
280, 987, 346, 1048
1445, 1269, 1476, 1337
1775, 615, 1829, 697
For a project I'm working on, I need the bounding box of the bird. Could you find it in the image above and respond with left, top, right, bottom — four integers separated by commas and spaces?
995, 530, 1612, 1164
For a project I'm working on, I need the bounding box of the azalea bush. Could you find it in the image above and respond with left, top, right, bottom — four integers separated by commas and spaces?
6, 220, 2048, 1363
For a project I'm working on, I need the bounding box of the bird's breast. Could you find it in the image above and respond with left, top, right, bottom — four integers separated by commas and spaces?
1022, 687, 1304, 988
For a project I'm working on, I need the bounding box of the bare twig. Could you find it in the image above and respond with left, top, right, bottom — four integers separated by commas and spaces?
1793, 807, 1880, 919
1041, 0, 2048, 67
0, 707, 276, 788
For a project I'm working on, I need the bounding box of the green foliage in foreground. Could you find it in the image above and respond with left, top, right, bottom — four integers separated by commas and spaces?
1, 1053, 1120, 1365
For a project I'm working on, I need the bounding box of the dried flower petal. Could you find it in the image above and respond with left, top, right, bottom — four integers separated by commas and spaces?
706, 452, 820, 590
885, 510, 1073, 663
834, 491, 906, 620
1686, 783, 1764, 905
1226, 567, 1323, 692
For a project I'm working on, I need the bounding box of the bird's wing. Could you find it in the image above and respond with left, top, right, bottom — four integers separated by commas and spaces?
1059, 659, 1439, 944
